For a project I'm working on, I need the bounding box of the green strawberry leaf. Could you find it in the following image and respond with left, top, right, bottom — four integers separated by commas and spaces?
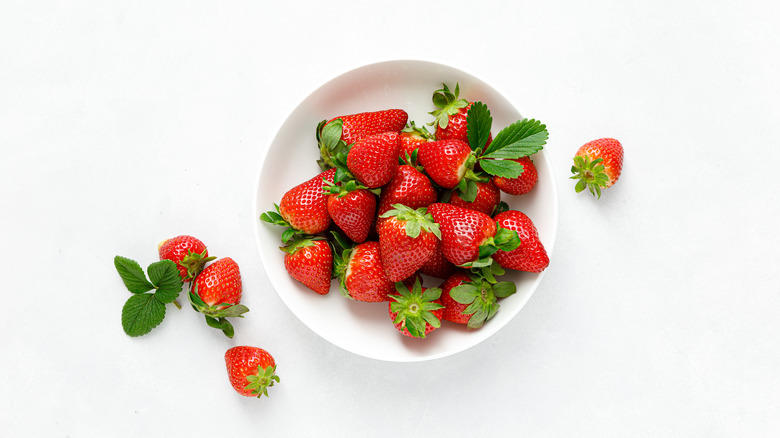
147, 260, 183, 304
482, 118, 548, 159
114, 256, 154, 293
466, 101, 492, 151
493, 281, 517, 298
479, 159, 526, 179
121, 293, 166, 337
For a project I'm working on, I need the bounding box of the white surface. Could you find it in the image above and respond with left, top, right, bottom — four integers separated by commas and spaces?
1, 0, 779, 436
254, 60, 557, 362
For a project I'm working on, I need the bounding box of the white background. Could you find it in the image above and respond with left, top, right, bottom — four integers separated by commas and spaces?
2, 1, 779, 436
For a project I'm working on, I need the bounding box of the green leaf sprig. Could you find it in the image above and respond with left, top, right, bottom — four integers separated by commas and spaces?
114, 256, 183, 337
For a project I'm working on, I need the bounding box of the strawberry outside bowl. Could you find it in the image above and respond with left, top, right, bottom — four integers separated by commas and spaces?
253, 60, 558, 362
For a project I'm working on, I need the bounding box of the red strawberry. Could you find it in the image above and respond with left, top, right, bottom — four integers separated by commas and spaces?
449, 179, 501, 216
492, 210, 549, 273
439, 270, 517, 328
429, 83, 492, 146
417, 139, 474, 189
282, 237, 333, 295
347, 131, 401, 188
191, 257, 249, 338
325, 181, 376, 243
262, 168, 336, 240
377, 205, 441, 282
491, 156, 538, 196
325, 109, 408, 146
158, 235, 214, 281
224, 346, 279, 398
388, 279, 444, 338
426, 203, 496, 266
417, 240, 456, 279
377, 164, 437, 217
398, 122, 431, 162
570, 138, 624, 198
335, 241, 395, 302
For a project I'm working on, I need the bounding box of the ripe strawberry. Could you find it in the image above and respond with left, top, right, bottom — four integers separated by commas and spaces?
426, 203, 496, 266
388, 279, 444, 338
191, 257, 249, 338
492, 210, 549, 273
324, 109, 408, 146
158, 235, 214, 281
417, 139, 474, 189
325, 181, 376, 243
282, 237, 333, 295
224, 346, 279, 398
347, 131, 401, 188
335, 240, 395, 302
570, 138, 623, 198
448, 179, 501, 216
491, 156, 538, 196
417, 240, 456, 279
439, 270, 517, 328
377, 205, 441, 282
428, 83, 490, 145
398, 122, 431, 162
377, 164, 437, 218
262, 168, 336, 241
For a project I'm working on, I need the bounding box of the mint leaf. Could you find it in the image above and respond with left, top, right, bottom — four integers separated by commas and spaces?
121, 293, 166, 337
482, 118, 548, 158
466, 101, 492, 151
479, 159, 526, 179
114, 256, 154, 293
147, 260, 183, 304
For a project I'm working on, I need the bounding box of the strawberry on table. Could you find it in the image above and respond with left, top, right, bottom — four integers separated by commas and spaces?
325, 180, 376, 244
388, 279, 444, 338
190, 257, 249, 338
492, 210, 549, 273
491, 156, 538, 196
225, 346, 280, 398
377, 204, 441, 283
439, 270, 517, 329
346, 131, 401, 188
282, 237, 333, 295
570, 137, 624, 198
158, 235, 214, 281
260, 168, 336, 242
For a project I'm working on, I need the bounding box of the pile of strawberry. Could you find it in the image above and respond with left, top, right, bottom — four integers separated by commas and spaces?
262, 83, 551, 338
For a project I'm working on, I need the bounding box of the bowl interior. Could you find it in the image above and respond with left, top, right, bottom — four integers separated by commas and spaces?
253, 60, 557, 362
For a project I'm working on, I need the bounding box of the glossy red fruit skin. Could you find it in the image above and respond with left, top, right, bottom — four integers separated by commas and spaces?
158, 235, 208, 280
491, 156, 538, 196
417, 240, 457, 279
343, 241, 395, 302
224, 346, 277, 397
195, 257, 242, 308
377, 216, 438, 283
427, 203, 496, 266
377, 165, 437, 217
279, 168, 336, 234
327, 189, 376, 243
492, 210, 549, 273
449, 180, 502, 216
439, 270, 474, 325
575, 138, 623, 187
388, 294, 444, 338
417, 139, 472, 189
399, 130, 429, 160
329, 109, 408, 145
283, 240, 332, 295
347, 131, 401, 188
435, 102, 493, 146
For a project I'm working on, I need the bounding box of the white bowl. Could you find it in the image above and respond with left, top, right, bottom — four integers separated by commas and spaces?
253, 60, 558, 362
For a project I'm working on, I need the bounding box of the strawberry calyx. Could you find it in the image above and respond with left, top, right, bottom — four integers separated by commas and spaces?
316, 118, 350, 171
448, 272, 517, 329
260, 203, 305, 244
459, 226, 521, 280
379, 204, 441, 240
388, 279, 444, 338
178, 249, 216, 281
188, 284, 249, 339
329, 231, 358, 299
428, 82, 469, 130
570, 155, 610, 199
243, 363, 280, 398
